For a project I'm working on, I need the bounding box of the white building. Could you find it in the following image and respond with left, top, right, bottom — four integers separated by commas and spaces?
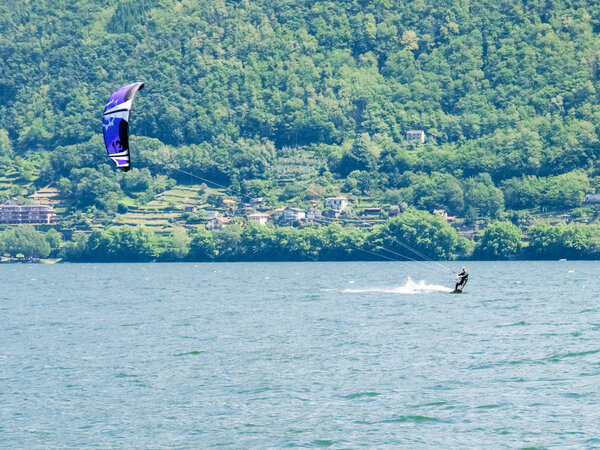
247, 212, 270, 226
270, 208, 285, 221
0, 199, 57, 224
584, 194, 600, 204
283, 207, 306, 222
206, 210, 219, 219
206, 217, 230, 230
325, 197, 348, 212
406, 130, 425, 143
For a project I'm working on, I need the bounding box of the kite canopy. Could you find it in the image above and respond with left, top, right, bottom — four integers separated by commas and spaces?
102, 82, 144, 172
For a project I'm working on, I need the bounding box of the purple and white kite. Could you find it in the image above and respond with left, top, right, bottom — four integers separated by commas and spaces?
102, 82, 144, 172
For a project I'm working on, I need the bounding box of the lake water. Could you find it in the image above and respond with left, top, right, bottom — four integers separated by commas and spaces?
1, 261, 600, 448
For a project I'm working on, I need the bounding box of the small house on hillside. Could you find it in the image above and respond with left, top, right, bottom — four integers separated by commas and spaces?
324, 209, 341, 219
247, 212, 270, 226
325, 196, 348, 212
361, 207, 381, 217
283, 207, 306, 222
583, 194, 600, 205
206, 216, 230, 230
433, 209, 448, 218
406, 130, 425, 143
270, 208, 285, 221
306, 209, 322, 222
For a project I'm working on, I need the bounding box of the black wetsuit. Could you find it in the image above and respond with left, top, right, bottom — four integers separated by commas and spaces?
455, 270, 468, 290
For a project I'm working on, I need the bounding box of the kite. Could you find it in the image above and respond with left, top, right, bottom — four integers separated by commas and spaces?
102, 82, 144, 171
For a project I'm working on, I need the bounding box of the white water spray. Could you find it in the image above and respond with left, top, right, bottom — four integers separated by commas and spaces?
342, 277, 453, 294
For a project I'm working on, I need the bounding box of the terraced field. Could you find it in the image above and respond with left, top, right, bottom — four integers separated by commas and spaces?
111, 184, 224, 230
0, 170, 33, 199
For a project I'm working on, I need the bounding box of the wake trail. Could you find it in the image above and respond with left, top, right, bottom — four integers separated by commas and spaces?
342, 277, 453, 294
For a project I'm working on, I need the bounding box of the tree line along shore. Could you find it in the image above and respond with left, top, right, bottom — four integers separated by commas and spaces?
1, 208, 599, 262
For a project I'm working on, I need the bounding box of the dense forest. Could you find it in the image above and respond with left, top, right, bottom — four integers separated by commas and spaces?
2, 0, 600, 260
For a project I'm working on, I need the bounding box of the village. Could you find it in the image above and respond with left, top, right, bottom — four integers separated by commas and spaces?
4, 187, 600, 236
0, 188, 434, 231
200, 195, 384, 230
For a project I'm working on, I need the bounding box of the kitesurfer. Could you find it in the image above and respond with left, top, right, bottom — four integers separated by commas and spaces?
455, 266, 468, 291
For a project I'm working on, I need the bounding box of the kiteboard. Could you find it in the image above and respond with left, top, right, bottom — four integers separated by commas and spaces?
451, 276, 468, 294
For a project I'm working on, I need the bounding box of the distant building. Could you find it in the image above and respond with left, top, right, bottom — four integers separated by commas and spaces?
270, 208, 285, 221
283, 207, 306, 222
206, 210, 219, 219
184, 205, 198, 213
0, 199, 57, 225
306, 209, 322, 222
325, 197, 348, 212
247, 213, 269, 226
361, 207, 381, 217
249, 197, 264, 204
583, 194, 600, 204
406, 130, 425, 144
356, 222, 374, 228
206, 216, 230, 230
433, 209, 456, 222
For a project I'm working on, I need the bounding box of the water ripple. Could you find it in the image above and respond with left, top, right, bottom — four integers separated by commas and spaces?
2, 261, 600, 447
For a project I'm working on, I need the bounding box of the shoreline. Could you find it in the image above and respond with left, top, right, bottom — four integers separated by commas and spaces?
0, 258, 588, 264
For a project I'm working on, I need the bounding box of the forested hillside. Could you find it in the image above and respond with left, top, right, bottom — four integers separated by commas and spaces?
2, 0, 600, 260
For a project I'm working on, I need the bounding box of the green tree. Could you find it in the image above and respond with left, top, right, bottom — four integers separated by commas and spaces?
318, 223, 366, 260
371, 208, 467, 260
159, 227, 190, 261
463, 173, 504, 218
69, 168, 122, 210
188, 228, 217, 261
527, 223, 600, 259
61, 232, 89, 261
2, 226, 51, 259
502, 176, 541, 210
338, 134, 378, 177
85, 226, 159, 262
0, 129, 14, 161
45, 228, 63, 258
215, 225, 243, 261
475, 221, 522, 260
